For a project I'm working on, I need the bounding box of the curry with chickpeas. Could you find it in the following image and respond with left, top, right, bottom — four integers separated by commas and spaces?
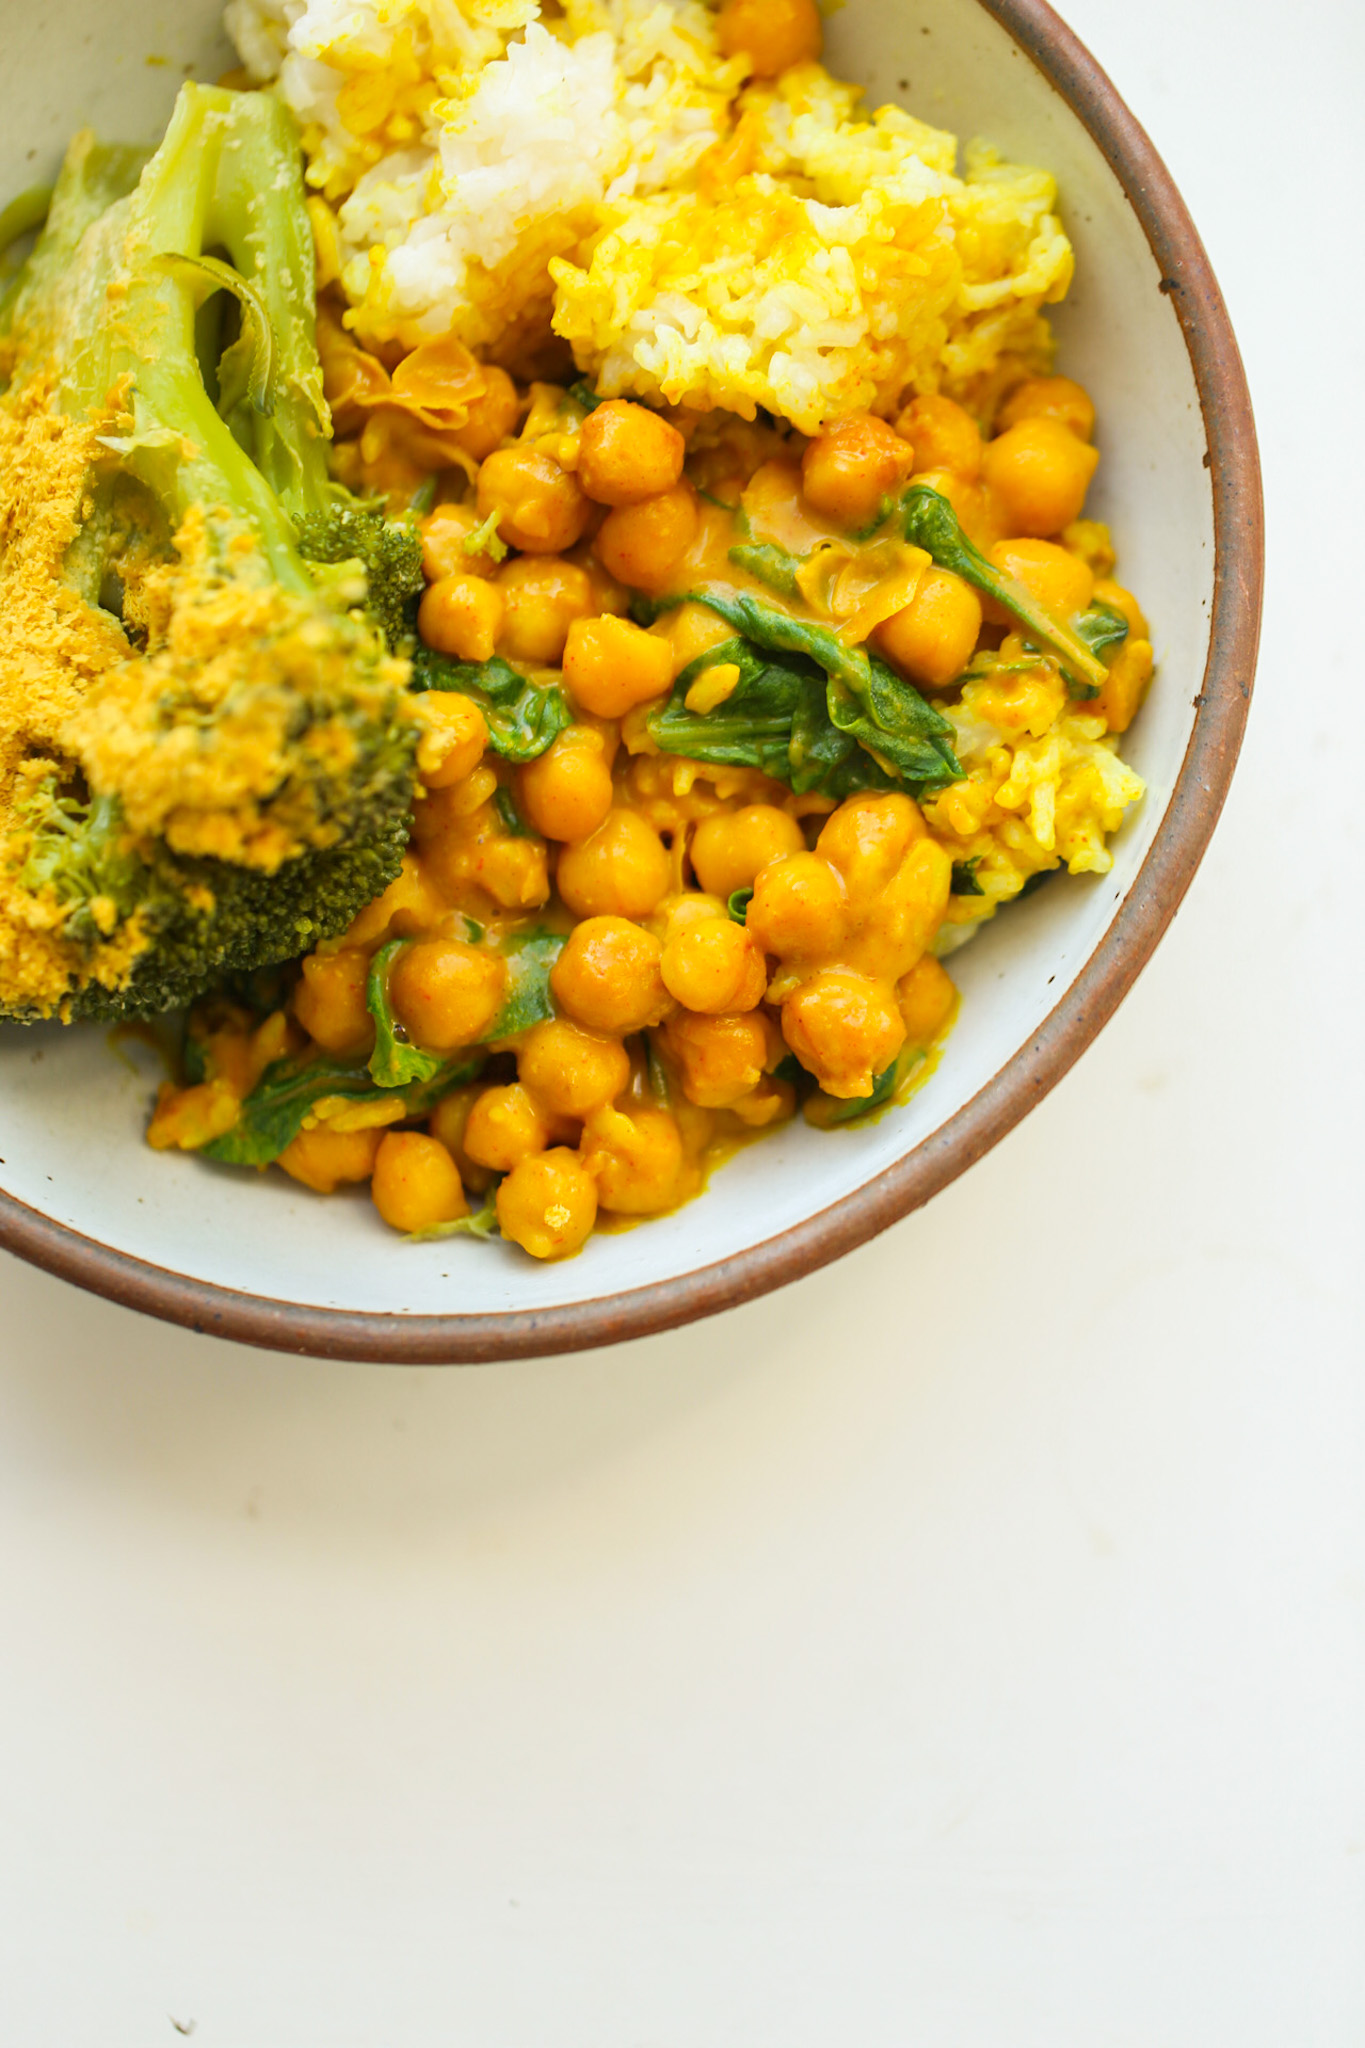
5, 0, 1153, 1260
150, 355, 1153, 1261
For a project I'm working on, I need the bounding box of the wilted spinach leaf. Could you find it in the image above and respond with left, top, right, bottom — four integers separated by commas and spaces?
653, 588, 962, 792
490, 931, 564, 1039
494, 786, 534, 838
410, 649, 572, 762
649, 637, 895, 800
368, 928, 566, 1089
200, 1050, 484, 1168
900, 484, 1110, 695
727, 541, 803, 599
367, 939, 449, 1090
1018, 865, 1060, 898
408, 1187, 502, 1242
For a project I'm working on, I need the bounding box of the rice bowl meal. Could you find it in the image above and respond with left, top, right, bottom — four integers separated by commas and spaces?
0, 0, 1156, 1265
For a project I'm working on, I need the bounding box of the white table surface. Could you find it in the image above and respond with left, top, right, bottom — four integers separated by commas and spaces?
1, 2, 1361, 2041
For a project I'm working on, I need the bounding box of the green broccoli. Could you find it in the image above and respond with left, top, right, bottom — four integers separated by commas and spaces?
0, 83, 427, 1023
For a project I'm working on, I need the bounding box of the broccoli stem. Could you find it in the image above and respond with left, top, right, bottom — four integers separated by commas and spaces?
0, 84, 427, 1023
62, 87, 331, 595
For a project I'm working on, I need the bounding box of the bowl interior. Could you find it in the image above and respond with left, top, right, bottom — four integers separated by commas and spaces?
0, 0, 1216, 1329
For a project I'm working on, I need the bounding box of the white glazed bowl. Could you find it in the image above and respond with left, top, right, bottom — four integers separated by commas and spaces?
0, 0, 1261, 1360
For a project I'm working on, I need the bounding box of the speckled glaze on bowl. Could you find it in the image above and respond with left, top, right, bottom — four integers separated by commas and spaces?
0, 0, 1261, 1361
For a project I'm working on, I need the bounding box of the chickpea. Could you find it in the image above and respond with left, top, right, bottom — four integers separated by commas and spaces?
896, 955, 957, 1046
408, 784, 462, 855
562, 614, 674, 719
728, 1075, 796, 1129
557, 808, 672, 919
371, 1131, 468, 1234
146, 1077, 243, 1152
690, 804, 806, 900
550, 916, 673, 1036
989, 537, 1094, 620
580, 552, 633, 620
1063, 519, 1117, 579
413, 691, 489, 790
893, 393, 983, 481
1093, 576, 1148, 639
745, 850, 847, 959
496, 556, 596, 665
594, 482, 698, 595
911, 464, 1002, 551
496, 1147, 599, 1260
873, 567, 982, 689
653, 600, 737, 677
661, 914, 766, 1015
192, 1012, 263, 1100
341, 854, 445, 949
517, 726, 614, 843
293, 948, 375, 1058
584, 1105, 686, 1215
428, 1083, 496, 1193
416, 793, 551, 912
717, 0, 822, 75
278, 1124, 384, 1194
800, 413, 916, 530
997, 375, 1096, 444
473, 832, 551, 913
816, 792, 925, 904
659, 1008, 771, 1109
389, 939, 506, 1052
982, 416, 1099, 538
1093, 634, 1153, 733
840, 837, 952, 982
418, 571, 503, 663
518, 1017, 630, 1120
420, 501, 500, 582
455, 363, 519, 461
463, 1083, 555, 1172
477, 444, 591, 554
781, 970, 906, 1099
576, 399, 686, 507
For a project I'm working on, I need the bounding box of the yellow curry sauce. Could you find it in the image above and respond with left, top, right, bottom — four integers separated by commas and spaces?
150, 339, 1153, 1260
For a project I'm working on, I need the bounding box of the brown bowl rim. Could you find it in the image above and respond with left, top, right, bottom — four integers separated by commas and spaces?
0, 0, 1263, 1362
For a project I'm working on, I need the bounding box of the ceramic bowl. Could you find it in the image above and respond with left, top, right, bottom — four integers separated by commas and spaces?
0, 0, 1262, 1361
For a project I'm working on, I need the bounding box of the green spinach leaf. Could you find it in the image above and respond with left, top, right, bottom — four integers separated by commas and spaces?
806, 1043, 928, 1126
368, 928, 567, 1088
648, 638, 894, 800
900, 484, 1109, 695
1064, 600, 1129, 698
408, 1187, 502, 1242
684, 588, 962, 789
367, 939, 448, 1089
489, 930, 565, 1039
727, 541, 803, 599
410, 648, 572, 762
494, 785, 534, 838
200, 1050, 483, 1168
1018, 865, 1059, 898
951, 857, 985, 897
1076, 600, 1129, 659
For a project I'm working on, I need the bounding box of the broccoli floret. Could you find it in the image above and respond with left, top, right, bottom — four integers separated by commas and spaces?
294, 503, 426, 659
16, 776, 411, 1021
0, 85, 424, 1023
